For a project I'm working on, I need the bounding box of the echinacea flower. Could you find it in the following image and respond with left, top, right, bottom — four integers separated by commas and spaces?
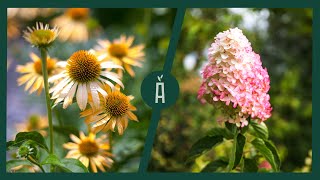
198, 28, 272, 127
80, 87, 138, 135
52, 8, 90, 42
16, 52, 60, 95
63, 132, 113, 172
49, 50, 123, 110
95, 35, 145, 77
23, 22, 59, 48
15, 115, 48, 137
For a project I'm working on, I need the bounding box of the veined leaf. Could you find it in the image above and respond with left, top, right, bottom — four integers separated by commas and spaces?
250, 121, 269, 140
251, 138, 279, 172
7, 131, 49, 152
41, 154, 89, 173
264, 140, 281, 171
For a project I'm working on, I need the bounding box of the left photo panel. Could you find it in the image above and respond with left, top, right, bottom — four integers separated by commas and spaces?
7, 8, 175, 173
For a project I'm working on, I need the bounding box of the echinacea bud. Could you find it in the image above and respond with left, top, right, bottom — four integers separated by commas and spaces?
23, 22, 59, 48
198, 28, 272, 127
17, 144, 36, 159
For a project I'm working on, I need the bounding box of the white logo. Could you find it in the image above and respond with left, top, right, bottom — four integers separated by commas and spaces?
155, 75, 165, 103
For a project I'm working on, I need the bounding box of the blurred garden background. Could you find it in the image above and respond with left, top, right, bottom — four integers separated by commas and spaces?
7, 8, 176, 172
148, 8, 312, 172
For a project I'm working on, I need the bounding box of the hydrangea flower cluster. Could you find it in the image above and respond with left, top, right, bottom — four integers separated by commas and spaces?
198, 28, 272, 127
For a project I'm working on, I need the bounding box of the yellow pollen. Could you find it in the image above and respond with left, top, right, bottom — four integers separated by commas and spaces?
108, 43, 128, 59
30, 29, 55, 45
66, 8, 89, 21
67, 50, 101, 83
33, 58, 56, 75
104, 91, 129, 117
79, 139, 99, 157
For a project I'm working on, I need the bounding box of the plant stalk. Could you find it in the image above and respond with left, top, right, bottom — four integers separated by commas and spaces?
27, 156, 45, 173
40, 48, 54, 172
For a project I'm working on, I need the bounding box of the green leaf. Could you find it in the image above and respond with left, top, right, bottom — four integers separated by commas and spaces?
251, 138, 278, 171
243, 158, 258, 172
187, 135, 223, 162
61, 158, 89, 173
201, 159, 228, 172
264, 140, 281, 171
7, 131, 49, 152
6, 159, 33, 172
250, 121, 269, 140
41, 154, 66, 170
207, 128, 233, 139
233, 133, 246, 169
228, 133, 246, 171
41, 154, 89, 173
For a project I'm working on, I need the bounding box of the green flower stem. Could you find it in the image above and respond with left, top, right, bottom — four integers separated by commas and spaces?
27, 156, 45, 173
40, 48, 54, 172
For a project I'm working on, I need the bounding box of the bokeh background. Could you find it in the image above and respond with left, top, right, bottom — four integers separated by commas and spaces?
148, 8, 312, 172
7, 8, 176, 172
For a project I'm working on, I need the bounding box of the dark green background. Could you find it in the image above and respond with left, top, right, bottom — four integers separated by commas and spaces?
1, 0, 318, 179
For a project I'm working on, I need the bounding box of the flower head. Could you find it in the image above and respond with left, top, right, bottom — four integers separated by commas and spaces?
15, 114, 48, 136
198, 28, 272, 127
81, 87, 138, 135
49, 50, 123, 110
95, 35, 145, 77
63, 132, 113, 172
52, 8, 90, 42
16, 52, 60, 95
23, 22, 59, 48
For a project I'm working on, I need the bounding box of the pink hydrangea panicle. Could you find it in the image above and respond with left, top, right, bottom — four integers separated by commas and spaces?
198, 27, 272, 127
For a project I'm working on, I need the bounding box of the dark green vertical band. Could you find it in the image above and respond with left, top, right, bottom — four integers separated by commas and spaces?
138, 7, 186, 173
163, 8, 186, 73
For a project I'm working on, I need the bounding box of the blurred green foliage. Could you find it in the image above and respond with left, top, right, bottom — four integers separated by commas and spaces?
148, 8, 312, 172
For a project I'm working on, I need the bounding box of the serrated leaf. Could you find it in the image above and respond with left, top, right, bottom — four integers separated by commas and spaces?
251, 138, 278, 171
6, 159, 34, 172
61, 158, 89, 173
41, 154, 88, 173
264, 140, 281, 171
207, 128, 233, 139
243, 158, 258, 172
201, 159, 228, 172
7, 131, 49, 152
188, 135, 223, 162
250, 121, 269, 140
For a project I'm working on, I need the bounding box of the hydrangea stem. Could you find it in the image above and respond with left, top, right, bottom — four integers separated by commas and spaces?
40, 48, 54, 171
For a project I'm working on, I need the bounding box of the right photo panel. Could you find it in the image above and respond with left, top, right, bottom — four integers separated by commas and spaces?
148, 8, 312, 172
